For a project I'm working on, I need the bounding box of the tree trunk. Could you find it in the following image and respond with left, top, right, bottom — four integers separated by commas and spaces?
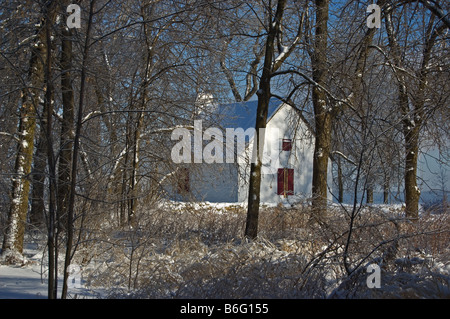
404, 131, 420, 219
311, 0, 383, 214
405, 23, 446, 220
2, 95, 39, 255
383, 176, 389, 204
57, 26, 75, 232
61, 0, 96, 299
42, 4, 58, 299
30, 120, 48, 228
337, 157, 344, 203
2, 18, 46, 257
385, 9, 412, 219
128, 112, 144, 226
121, 111, 133, 226
366, 187, 374, 204
311, 0, 330, 217
245, 0, 287, 239
312, 109, 332, 213
384, 9, 445, 221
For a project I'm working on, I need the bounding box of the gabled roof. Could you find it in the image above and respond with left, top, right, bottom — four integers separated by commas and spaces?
217, 98, 284, 131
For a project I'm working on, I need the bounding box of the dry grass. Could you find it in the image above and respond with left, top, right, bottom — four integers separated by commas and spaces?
71, 201, 449, 299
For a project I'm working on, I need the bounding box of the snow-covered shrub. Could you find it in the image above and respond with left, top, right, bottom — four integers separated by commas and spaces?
330, 257, 450, 299
71, 202, 448, 299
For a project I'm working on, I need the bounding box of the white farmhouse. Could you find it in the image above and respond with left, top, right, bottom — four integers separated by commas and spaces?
170, 97, 331, 205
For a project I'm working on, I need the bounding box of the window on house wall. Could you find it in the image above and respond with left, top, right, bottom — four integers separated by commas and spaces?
282, 138, 292, 151
277, 168, 294, 197
177, 167, 190, 193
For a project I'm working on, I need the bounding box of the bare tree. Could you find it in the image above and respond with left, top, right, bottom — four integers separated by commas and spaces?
244, 0, 288, 239
57, 0, 76, 232
383, 2, 448, 220
61, 0, 96, 299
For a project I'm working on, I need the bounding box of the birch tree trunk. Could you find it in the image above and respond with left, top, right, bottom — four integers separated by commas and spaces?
1, 16, 47, 258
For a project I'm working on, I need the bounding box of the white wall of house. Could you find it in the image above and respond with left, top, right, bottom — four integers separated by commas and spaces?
237, 103, 332, 204
190, 163, 238, 202
168, 163, 238, 203
181, 102, 333, 204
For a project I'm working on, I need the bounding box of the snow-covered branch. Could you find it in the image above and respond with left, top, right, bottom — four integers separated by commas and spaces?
332, 151, 357, 166
0, 132, 20, 142
144, 125, 195, 135
271, 69, 357, 113
158, 166, 182, 185
81, 111, 103, 124
272, 11, 305, 72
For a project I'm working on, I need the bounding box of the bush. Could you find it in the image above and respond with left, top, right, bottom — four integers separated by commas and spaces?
70, 202, 449, 299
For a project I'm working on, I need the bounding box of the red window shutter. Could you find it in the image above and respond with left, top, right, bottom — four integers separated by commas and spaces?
282, 139, 292, 151
277, 168, 284, 195
277, 168, 294, 197
287, 168, 294, 195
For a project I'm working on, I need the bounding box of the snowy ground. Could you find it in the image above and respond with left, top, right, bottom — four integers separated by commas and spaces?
0, 245, 57, 299
0, 244, 103, 299
0, 264, 49, 299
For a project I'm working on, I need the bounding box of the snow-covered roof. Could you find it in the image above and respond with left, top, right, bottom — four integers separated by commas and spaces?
217, 98, 283, 131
